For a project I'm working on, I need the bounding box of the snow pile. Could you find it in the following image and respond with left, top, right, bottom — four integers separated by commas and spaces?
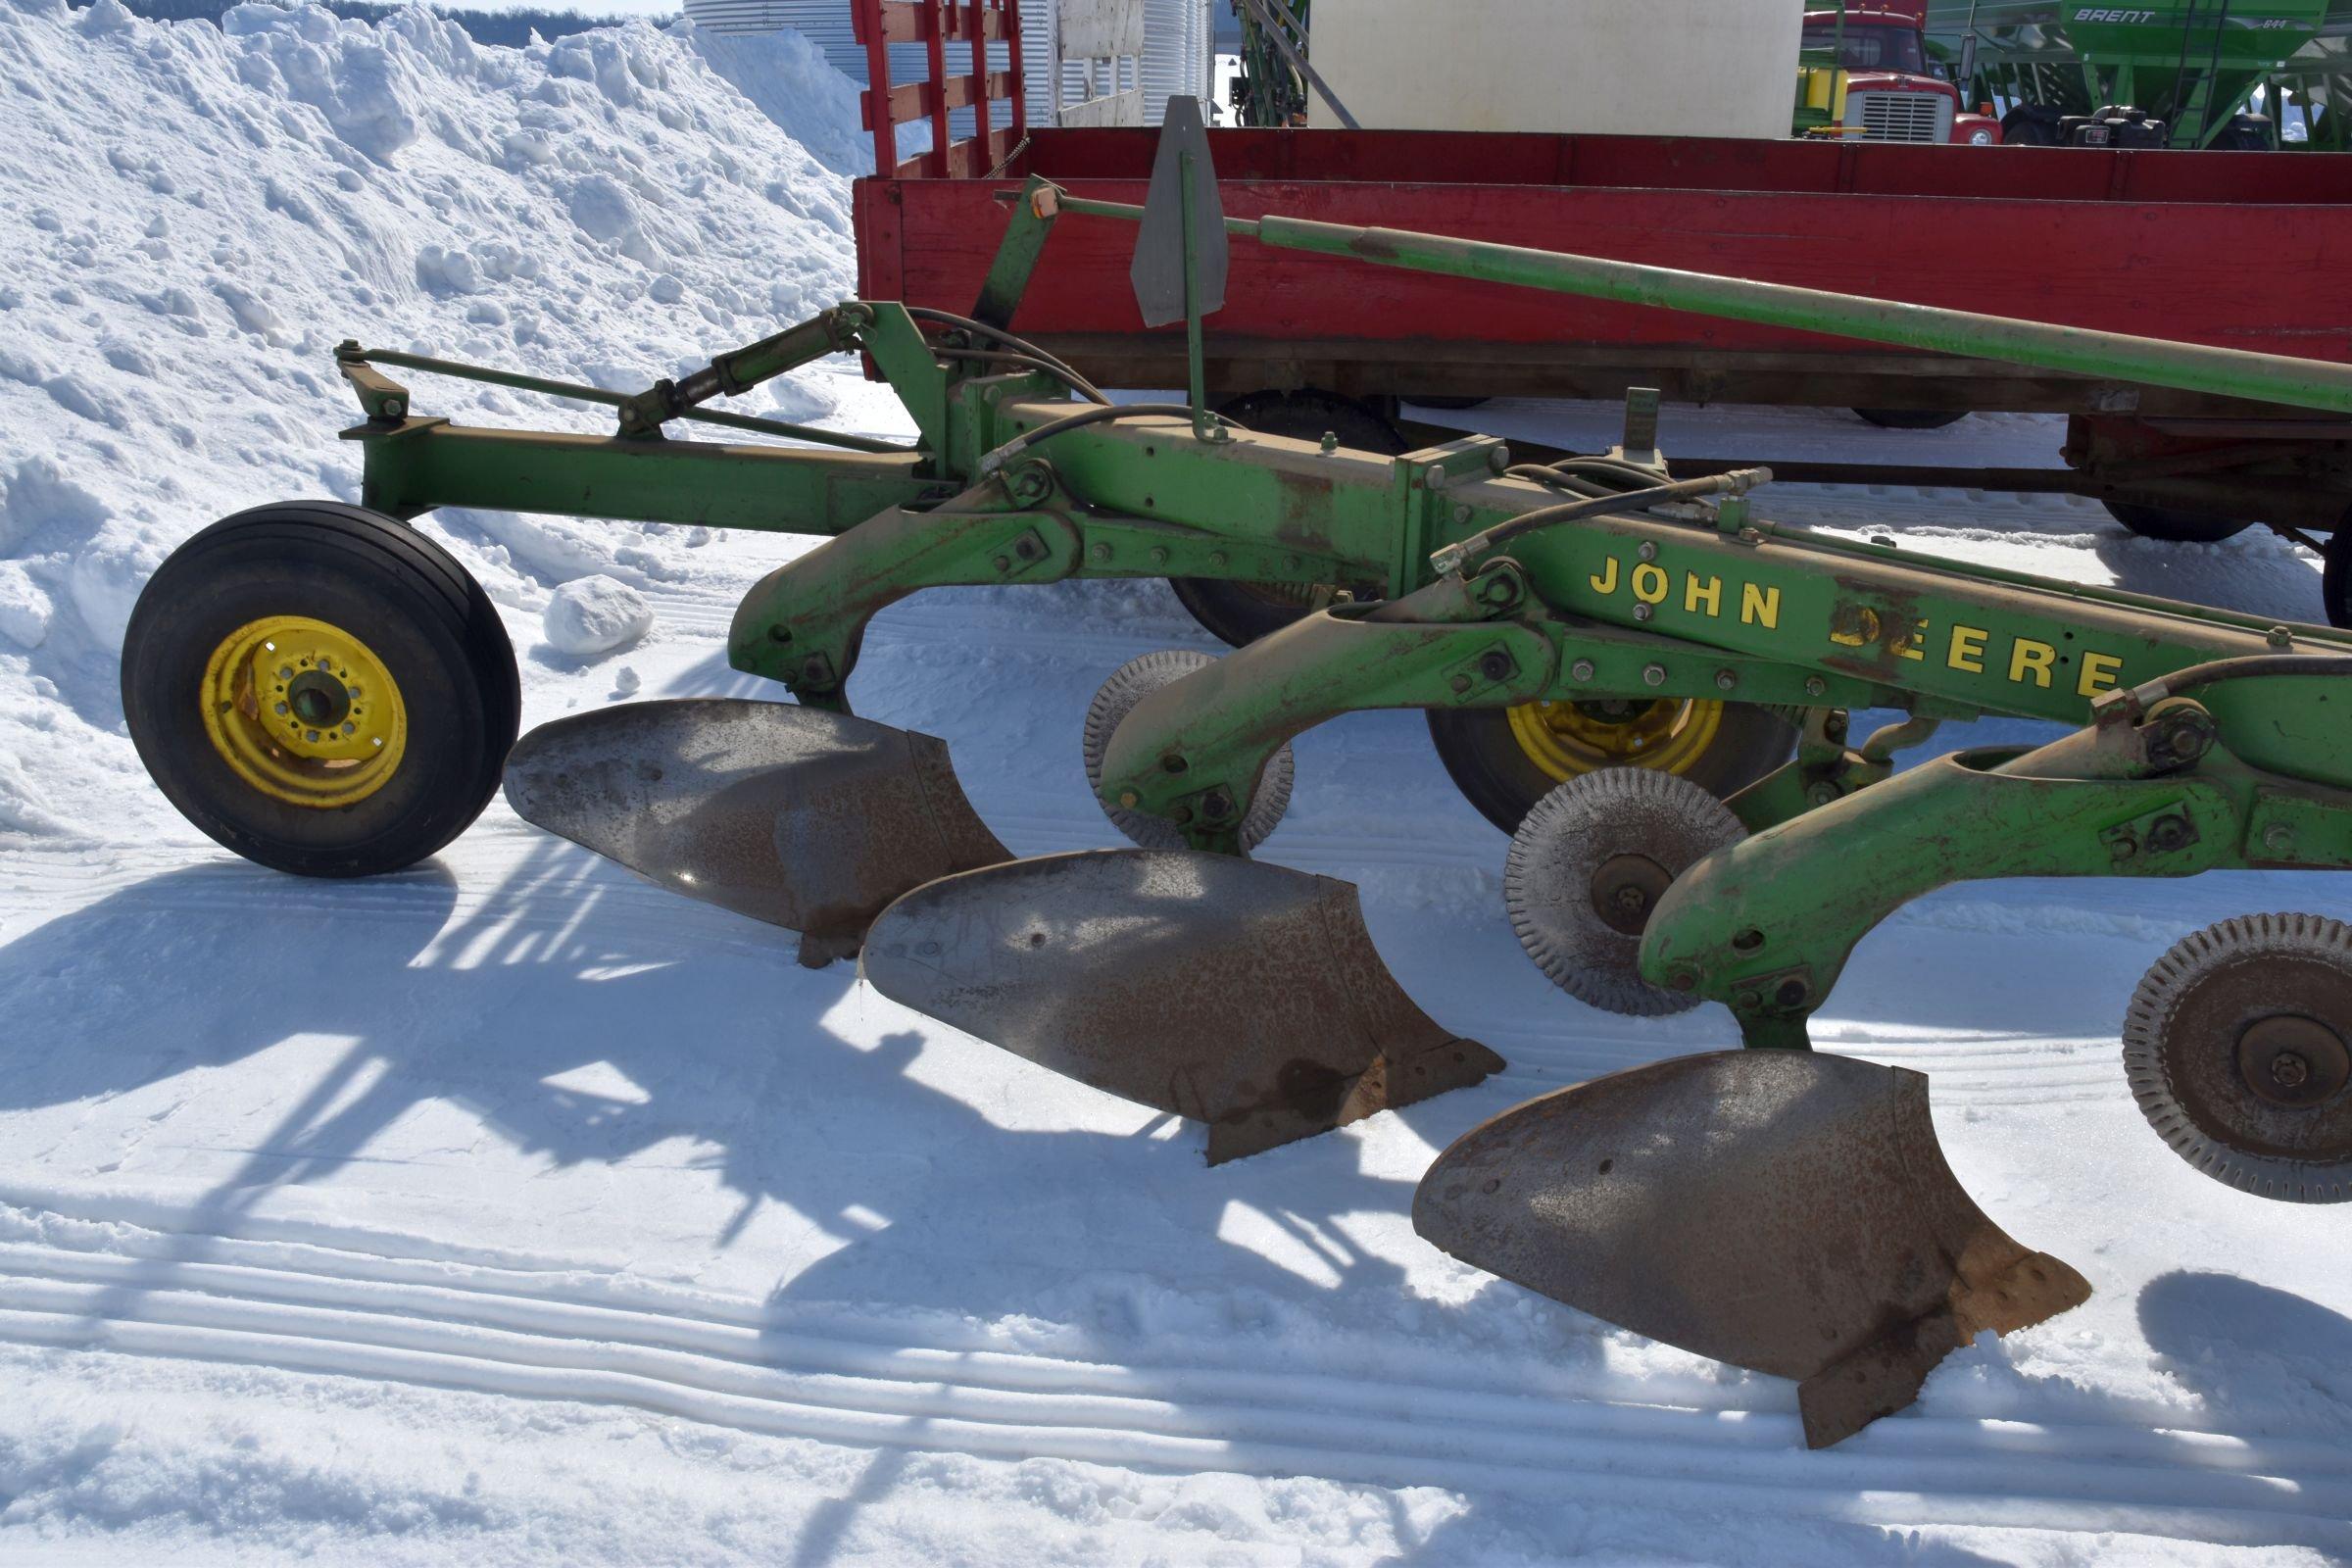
543, 572, 652, 657
0, 0, 867, 847
679, 17, 877, 177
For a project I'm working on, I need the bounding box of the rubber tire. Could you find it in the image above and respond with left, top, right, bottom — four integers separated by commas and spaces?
2102, 499, 2255, 544
2326, 529, 2352, 630
1169, 389, 1407, 648
122, 501, 520, 878
1428, 702, 1796, 836
2000, 108, 2063, 146
1852, 408, 1968, 430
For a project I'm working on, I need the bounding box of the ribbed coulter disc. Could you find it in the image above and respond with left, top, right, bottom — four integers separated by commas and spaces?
1504, 767, 1744, 1016
2124, 912, 2352, 1203
1082, 650, 1293, 851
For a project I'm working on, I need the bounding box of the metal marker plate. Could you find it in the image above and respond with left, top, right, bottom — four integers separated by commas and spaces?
1130, 96, 1227, 328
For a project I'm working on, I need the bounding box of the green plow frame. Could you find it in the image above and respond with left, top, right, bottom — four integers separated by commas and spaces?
146, 103, 2352, 1450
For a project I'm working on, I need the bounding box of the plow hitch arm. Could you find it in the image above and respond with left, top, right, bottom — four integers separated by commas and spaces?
1643, 662, 2352, 1049
1097, 570, 1558, 853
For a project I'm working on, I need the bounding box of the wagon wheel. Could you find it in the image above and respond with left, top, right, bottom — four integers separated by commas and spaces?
2102, 500, 2253, 544
122, 502, 519, 877
1852, 408, 1967, 430
1168, 389, 1404, 648
1428, 698, 1795, 836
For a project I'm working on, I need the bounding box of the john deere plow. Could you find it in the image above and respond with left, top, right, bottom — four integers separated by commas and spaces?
123, 103, 2351, 1447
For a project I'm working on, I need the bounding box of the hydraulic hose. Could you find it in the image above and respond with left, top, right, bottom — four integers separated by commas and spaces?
2105, 653, 2352, 719
977, 403, 1245, 474
1431, 467, 1774, 577
928, 347, 1111, 405
906, 307, 1106, 403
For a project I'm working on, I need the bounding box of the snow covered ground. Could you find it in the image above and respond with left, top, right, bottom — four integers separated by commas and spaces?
2, 0, 2349, 1561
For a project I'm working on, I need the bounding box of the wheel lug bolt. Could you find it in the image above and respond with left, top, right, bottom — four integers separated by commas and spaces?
2273, 1053, 2311, 1090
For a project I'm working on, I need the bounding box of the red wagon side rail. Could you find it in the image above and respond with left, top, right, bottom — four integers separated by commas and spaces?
855, 127, 2352, 416
853, 0, 1027, 179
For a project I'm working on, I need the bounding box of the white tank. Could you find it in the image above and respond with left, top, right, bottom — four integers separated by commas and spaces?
1303, 0, 1804, 138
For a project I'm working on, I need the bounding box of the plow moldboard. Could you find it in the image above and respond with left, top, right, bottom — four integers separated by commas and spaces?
504, 699, 1008, 963
861, 849, 1503, 1162
1414, 1050, 2091, 1446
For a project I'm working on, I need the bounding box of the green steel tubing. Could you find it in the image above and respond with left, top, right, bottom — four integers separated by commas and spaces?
339, 346, 908, 454
1047, 193, 2352, 416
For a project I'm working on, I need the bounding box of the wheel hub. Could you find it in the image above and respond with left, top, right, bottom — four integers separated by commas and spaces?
1506, 698, 1725, 783
285, 668, 354, 729
200, 614, 408, 808
2237, 1014, 2350, 1109
1590, 852, 1671, 936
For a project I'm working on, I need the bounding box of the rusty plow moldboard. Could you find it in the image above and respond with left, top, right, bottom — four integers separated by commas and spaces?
1413, 1049, 2091, 1446
503, 699, 1010, 966
860, 849, 1505, 1162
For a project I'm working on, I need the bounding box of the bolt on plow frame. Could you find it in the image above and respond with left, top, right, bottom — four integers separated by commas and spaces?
122, 102, 2351, 1447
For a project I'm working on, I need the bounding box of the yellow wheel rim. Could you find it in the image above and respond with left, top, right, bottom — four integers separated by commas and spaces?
199, 615, 408, 808
1505, 698, 1725, 784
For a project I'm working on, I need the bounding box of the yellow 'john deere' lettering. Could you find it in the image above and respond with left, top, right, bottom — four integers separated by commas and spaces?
1947, 624, 1988, 673
1578, 550, 2128, 702
2078, 651, 2124, 698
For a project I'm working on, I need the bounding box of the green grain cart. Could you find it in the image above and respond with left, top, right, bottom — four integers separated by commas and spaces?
1929, 0, 2352, 148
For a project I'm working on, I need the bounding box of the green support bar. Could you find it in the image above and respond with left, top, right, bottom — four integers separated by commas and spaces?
1049, 192, 2352, 416
970, 176, 1061, 329
337, 342, 901, 453
345, 421, 940, 534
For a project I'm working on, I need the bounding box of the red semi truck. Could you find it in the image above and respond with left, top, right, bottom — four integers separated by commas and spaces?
1801, 4, 2002, 145
846, 0, 2352, 624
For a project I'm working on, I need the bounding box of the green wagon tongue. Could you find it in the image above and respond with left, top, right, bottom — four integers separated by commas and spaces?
861, 850, 1505, 1163
503, 700, 1008, 966
1413, 1050, 2090, 1447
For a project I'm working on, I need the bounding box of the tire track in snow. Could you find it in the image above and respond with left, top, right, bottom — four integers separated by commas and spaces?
0, 1207, 2344, 1552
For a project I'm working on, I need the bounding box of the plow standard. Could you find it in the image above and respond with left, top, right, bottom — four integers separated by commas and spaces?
122, 107, 2350, 1448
